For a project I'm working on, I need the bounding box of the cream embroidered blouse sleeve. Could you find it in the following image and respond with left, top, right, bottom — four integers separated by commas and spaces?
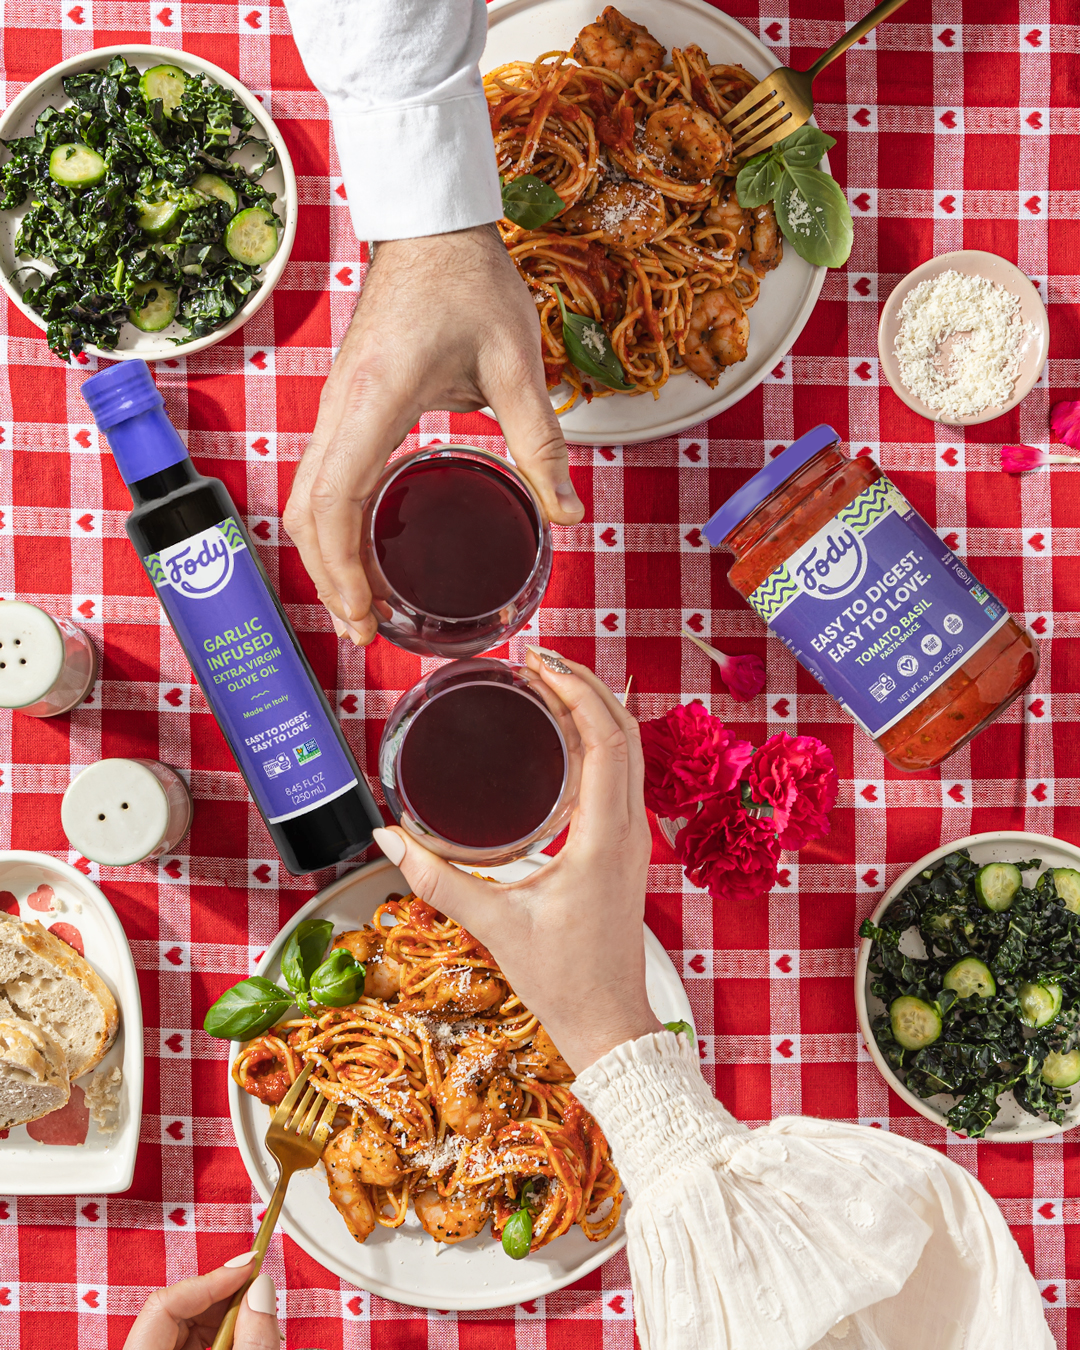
281, 0, 502, 241
572, 1032, 1053, 1350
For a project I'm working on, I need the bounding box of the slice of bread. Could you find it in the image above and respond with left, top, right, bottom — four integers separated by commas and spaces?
0, 1015, 70, 1128
0, 913, 119, 1078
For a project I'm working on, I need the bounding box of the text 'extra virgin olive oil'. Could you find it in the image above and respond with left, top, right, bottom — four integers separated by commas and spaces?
82, 360, 382, 874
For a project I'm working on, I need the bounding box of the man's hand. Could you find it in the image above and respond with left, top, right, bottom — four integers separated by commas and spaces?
283, 224, 585, 643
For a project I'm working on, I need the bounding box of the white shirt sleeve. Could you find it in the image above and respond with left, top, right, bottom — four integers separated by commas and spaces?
572, 1032, 1054, 1350
281, 0, 502, 241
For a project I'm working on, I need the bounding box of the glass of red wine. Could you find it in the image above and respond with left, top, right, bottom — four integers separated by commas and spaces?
360, 445, 553, 658
379, 657, 583, 866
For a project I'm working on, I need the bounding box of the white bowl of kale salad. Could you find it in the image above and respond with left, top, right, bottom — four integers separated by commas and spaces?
856, 832, 1080, 1141
0, 46, 297, 363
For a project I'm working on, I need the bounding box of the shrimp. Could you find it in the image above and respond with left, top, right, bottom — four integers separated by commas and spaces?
683, 287, 749, 386
747, 200, 783, 276
704, 180, 750, 254
438, 1040, 524, 1138
331, 927, 404, 999
398, 966, 506, 1015
323, 1127, 378, 1243
513, 1026, 574, 1083
562, 182, 666, 247
414, 1187, 492, 1244
325, 1117, 406, 1189
572, 6, 665, 84
645, 104, 734, 184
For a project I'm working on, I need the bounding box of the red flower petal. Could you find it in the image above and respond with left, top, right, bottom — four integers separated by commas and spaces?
1050, 400, 1080, 449
1000, 444, 1047, 473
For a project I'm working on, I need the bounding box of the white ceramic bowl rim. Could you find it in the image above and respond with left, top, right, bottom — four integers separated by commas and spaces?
0, 44, 297, 362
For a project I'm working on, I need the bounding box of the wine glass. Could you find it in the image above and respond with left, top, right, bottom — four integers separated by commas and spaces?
378, 658, 582, 866
360, 445, 553, 658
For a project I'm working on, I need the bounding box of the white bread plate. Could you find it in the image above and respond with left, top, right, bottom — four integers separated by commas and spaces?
855, 831, 1080, 1143
0, 851, 142, 1193
0, 46, 296, 363
228, 853, 694, 1311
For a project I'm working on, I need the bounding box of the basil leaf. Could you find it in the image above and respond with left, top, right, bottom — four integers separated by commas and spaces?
501, 174, 565, 229
501, 1207, 533, 1260
204, 976, 292, 1040
281, 918, 334, 997
774, 125, 836, 169
309, 948, 365, 1008
774, 166, 853, 268
555, 289, 634, 392
735, 150, 784, 208
663, 1019, 696, 1045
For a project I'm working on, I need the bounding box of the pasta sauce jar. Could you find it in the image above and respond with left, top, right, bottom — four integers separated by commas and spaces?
702, 425, 1039, 772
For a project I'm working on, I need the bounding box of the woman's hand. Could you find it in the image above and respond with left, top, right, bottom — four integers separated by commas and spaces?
372, 649, 663, 1072
283, 224, 585, 644
123, 1254, 278, 1350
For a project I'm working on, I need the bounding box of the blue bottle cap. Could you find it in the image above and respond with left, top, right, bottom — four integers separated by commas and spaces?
700, 424, 842, 548
81, 360, 189, 485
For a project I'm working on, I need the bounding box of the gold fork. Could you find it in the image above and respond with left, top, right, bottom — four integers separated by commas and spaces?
723, 0, 911, 159
211, 1062, 337, 1350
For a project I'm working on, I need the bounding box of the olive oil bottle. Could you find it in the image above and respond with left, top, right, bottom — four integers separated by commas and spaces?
82, 360, 382, 874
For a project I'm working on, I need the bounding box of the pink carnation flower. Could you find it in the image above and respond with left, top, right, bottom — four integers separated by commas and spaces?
1001, 444, 1080, 473
675, 795, 780, 903
746, 732, 838, 851
641, 701, 753, 819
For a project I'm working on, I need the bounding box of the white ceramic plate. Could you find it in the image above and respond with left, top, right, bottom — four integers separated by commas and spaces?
227, 854, 694, 1310
484, 0, 827, 444
0, 851, 143, 1192
877, 250, 1049, 426
855, 831, 1080, 1142
0, 45, 297, 362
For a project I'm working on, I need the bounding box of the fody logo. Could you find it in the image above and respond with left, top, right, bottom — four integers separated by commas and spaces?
794, 528, 868, 600
152, 521, 244, 600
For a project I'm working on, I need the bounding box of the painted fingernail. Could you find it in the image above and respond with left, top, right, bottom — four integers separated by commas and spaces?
373, 827, 407, 867
526, 644, 572, 675
245, 1272, 278, 1317
224, 1250, 259, 1268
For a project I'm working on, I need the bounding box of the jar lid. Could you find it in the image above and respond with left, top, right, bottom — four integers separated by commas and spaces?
701, 424, 841, 548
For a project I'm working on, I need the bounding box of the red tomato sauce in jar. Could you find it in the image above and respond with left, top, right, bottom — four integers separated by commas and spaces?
702, 426, 1038, 772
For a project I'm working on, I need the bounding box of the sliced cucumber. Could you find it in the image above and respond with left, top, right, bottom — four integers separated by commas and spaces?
1041, 1048, 1080, 1089
1018, 981, 1063, 1029
974, 862, 1022, 912
890, 995, 942, 1051
48, 142, 106, 190
136, 194, 184, 238
140, 64, 187, 117
943, 957, 996, 999
128, 280, 178, 332
224, 207, 279, 266
1054, 868, 1080, 914
191, 172, 239, 211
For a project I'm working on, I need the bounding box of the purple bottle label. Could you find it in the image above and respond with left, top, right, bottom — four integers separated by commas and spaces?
747, 477, 1008, 738
146, 519, 357, 823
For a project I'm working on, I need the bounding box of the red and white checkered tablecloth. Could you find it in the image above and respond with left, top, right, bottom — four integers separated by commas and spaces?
0, 0, 1077, 1345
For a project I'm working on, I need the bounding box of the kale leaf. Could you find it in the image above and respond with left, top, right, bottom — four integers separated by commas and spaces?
0, 54, 278, 358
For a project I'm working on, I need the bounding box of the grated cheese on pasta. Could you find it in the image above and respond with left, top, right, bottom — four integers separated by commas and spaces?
893, 269, 1040, 419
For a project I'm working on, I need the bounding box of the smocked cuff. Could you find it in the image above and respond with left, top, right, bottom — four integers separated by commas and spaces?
330, 95, 502, 242
571, 1031, 748, 1196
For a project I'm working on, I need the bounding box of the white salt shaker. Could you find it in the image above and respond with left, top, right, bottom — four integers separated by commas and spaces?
0, 600, 96, 717
61, 758, 193, 866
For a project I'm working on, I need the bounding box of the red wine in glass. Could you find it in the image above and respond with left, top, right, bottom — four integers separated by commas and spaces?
380, 659, 582, 865
361, 447, 553, 658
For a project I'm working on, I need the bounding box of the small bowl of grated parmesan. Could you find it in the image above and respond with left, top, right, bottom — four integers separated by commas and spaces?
878, 250, 1048, 425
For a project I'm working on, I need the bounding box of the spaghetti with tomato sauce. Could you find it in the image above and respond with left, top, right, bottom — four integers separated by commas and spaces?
486, 6, 782, 410
233, 894, 622, 1255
